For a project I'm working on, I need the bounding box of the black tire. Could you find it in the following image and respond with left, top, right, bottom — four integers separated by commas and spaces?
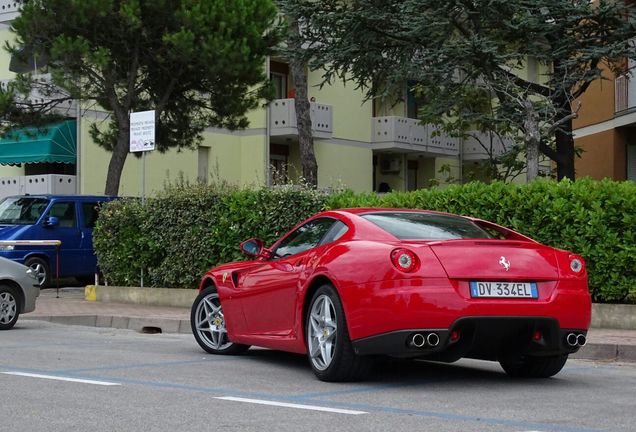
24, 256, 50, 287
500, 354, 569, 378
190, 286, 249, 355
0, 284, 20, 330
306, 284, 373, 382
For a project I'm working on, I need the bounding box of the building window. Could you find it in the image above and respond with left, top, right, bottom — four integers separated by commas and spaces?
270, 61, 289, 100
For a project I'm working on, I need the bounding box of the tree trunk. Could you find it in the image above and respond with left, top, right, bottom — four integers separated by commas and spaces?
554, 95, 576, 181
523, 99, 540, 182
287, 16, 317, 187
104, 124, 130, 196
554, 125, 575, 181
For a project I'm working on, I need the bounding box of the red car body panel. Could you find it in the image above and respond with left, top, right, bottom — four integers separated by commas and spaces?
198, 208, 591, 358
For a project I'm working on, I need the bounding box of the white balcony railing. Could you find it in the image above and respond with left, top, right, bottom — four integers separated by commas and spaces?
0, 74, 78, 116
269, 98, 333, 139
370, 116, 459, 156
615, 75, 629, 113
0, 0, 20, 23
462, 132, 513, 161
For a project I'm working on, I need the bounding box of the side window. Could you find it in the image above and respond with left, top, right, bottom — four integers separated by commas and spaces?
272, 218, 336, 259
319, 220, 349, 246
82, 202, 101, 229
48, 202, 76, 228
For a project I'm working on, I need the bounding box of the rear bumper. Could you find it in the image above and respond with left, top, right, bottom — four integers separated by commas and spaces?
341, 278, 591, 341
352, 317, 587, 360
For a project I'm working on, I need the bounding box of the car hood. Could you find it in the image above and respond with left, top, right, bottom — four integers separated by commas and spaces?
0, 255, 29, 276
428, 239, 559, 280
0, 224, 30, 240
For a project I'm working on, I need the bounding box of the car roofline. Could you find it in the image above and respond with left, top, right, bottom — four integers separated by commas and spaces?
333, 208, 463, 218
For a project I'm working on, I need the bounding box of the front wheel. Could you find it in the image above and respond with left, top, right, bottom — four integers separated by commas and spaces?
190, 286, 249, 355
25, 257, 50, 287
0, 285, 20, 330
306, 284, 373, 382
499, 354, 569, 378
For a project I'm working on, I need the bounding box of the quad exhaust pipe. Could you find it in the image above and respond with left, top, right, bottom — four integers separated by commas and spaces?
566, 332, 587, 347
410, 332, 440, 348
427, 332, 440, 347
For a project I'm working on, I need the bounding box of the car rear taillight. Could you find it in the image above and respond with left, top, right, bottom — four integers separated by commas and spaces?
390, 248, 419, 273
569, 255, 584, 273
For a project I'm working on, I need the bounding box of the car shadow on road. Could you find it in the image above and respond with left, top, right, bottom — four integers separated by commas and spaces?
238, 348, 584, 388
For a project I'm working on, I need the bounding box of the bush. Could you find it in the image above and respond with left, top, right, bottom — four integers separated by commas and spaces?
94, 178, 635, 303
94, 183, 328, 288
325, 178, 636, 303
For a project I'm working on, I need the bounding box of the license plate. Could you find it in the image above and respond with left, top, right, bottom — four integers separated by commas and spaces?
470, 281, 538, 299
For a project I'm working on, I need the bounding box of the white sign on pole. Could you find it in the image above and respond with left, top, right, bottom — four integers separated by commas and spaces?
129, 110, 156, 152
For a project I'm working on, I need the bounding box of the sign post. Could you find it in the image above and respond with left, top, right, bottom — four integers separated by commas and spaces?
130, 110, 155, 287
129, 110, 156, 203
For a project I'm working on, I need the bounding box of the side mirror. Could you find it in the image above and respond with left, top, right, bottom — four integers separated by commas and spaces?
240, 238, 270, 258
43, 216, 59, 227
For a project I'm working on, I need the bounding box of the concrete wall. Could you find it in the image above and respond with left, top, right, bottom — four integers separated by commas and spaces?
315, 141, 372, 191
573, 63, 616, 130
575, 129, 627, 181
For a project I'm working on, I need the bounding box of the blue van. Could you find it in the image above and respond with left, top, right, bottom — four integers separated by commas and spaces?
0, 195, 114, 285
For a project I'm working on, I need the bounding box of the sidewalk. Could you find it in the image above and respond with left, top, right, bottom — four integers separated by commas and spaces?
25, 287, 190, 334
23, 287, 636, 363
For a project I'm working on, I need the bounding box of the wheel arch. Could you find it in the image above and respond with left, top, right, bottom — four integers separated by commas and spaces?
198, 275, 217, 291
24, 253, 50, 266
302, 275, 339, 342
0, 279, 25, 313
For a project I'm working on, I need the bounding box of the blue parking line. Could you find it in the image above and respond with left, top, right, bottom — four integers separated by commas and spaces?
296, 398, 606, 432
0, 365, 607, 432
294, 383, 413, 399
55, 357, 235, 374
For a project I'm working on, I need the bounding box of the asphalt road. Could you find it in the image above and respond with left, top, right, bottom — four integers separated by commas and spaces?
1, 320, 635, 432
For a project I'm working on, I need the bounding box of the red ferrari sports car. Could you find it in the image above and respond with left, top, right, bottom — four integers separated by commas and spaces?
191, 208, 591, 381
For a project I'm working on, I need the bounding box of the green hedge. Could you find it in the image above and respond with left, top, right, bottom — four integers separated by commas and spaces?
93, 178, 636, 303
93, 183, 327, 288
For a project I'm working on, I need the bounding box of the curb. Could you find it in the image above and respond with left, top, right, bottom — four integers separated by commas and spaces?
85, 286, 198, 308
24, 315, 636, 363
26, 315, 191, 335
572, 343, 636, 363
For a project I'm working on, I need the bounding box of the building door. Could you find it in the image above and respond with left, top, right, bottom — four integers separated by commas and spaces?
269, 144, 289, 185
628, 143, 636, 182
407, 160, 418, 191
197, 147, 209, 184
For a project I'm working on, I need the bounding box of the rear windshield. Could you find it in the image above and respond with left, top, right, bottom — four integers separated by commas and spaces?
0, 197, 50, 225
361, 212, 492, 240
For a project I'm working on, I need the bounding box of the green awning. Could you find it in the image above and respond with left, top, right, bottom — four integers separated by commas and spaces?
0, 120, 76, 165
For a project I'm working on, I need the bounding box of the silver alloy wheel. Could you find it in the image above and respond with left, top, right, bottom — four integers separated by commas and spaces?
193, 291, 233, 351
308, 294, 338, 371
29, 263, 47, 286
0, 291, 17, 325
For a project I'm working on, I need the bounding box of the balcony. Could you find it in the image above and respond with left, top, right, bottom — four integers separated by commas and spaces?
0, 0, 20, 23
462, 132, 512, 161
370, 116, 459, 157
269, 98, 333, 139
0, 74, 78, 116
615, 75, 636, 114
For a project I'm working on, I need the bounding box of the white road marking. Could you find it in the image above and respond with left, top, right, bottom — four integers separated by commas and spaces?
215, 396, 367, 415
2, 372, 121, 386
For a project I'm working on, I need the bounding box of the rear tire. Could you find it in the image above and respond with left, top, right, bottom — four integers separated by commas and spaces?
0, 284, 20, 330
190, 286, 249, 355
25, 257, 50, 287
306, 284, 373, 382
500, 354, 568, 378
